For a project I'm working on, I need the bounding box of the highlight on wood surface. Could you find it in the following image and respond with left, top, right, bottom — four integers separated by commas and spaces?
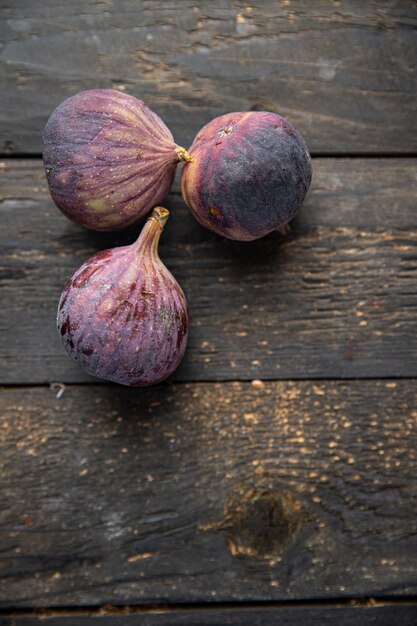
0, 380, 416, 605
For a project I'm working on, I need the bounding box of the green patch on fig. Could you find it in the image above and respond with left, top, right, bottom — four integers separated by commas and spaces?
43, 89, 189, 231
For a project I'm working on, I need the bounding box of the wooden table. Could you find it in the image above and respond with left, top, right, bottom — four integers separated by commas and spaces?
1, 2, 416, 624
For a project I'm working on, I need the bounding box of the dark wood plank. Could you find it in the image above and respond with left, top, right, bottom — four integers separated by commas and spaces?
1, 1, 416, 154
0, 381, 416, 606
1, 159, 416, 384
1, 605, 417, 626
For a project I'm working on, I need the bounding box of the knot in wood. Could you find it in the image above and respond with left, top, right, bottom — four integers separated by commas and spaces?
225, 489, 303, 559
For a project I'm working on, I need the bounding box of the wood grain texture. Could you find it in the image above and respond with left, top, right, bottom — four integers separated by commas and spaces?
0, 605, 417, 626
1, 158, 416, 384
1, 1, 416, 154
0, 380, 416, 606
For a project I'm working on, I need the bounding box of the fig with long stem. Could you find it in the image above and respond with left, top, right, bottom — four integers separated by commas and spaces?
57, 207, 188, 386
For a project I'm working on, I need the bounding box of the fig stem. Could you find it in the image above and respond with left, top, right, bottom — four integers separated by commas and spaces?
134, 206, 169, 255
276, 223, 291, 236
148, 206, 170, 229
176, 146, 193, 162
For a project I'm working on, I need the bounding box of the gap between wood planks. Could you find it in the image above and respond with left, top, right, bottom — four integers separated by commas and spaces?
2, 374, 417, 392
0, 596, 416, 617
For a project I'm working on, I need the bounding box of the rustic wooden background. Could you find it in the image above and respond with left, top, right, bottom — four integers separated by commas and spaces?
1, 1, 416, 624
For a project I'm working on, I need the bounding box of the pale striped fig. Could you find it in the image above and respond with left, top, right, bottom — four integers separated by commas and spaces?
57, 207, 188, 386
43, 90, 191, 231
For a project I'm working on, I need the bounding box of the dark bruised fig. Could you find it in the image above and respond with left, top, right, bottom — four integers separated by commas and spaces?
57, 207, 188, 387
43, 90, 191, 231
181, 111, 312, 241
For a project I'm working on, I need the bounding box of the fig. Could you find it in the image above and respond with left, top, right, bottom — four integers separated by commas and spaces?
181, 111, 312, 241
43, 89, 191, 231
57, 207, 188, 386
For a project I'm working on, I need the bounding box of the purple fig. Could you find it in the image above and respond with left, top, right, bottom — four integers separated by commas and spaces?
57, 207, 188, 386
43, 90, 191, 231
181, 111, 312, 241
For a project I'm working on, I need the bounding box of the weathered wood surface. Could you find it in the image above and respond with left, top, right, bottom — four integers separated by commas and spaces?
1, 1, 416, 155
0, 604, 417, 626
0, 381, 416, 606
1, 158, 416, 384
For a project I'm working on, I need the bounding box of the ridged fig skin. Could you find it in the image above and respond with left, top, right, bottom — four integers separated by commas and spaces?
57, 207, 188, 387
43, 90, 188, 231
181, 111, 312, 241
